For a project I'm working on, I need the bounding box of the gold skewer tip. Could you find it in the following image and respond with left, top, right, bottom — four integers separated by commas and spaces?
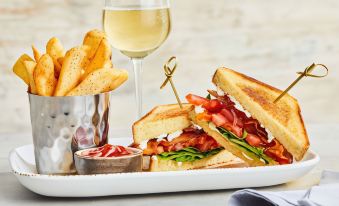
274, 63, 328, 103
160, 56, 183, 109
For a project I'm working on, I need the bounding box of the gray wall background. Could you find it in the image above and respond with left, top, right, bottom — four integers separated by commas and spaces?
0, 0, 338, 135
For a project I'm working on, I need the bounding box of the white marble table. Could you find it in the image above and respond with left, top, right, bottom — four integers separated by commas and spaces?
0, 124, 338, 206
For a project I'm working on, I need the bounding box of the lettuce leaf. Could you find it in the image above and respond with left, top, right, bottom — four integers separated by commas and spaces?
216, 127, 272, 164
158, 147, 223, 162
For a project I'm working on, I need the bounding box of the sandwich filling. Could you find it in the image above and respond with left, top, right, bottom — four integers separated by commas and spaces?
141, 126, 224, 162
186, 90, 293, 165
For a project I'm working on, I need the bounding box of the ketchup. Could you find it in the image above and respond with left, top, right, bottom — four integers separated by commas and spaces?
80, 144, 132, 158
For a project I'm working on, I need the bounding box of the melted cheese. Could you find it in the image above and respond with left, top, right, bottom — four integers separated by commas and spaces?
217, 87, 225, 96
167, 130, 183, 142
139, 140, 148, 150
154, 133, 167, 140
262, 125, 274, 143
195, 105, 204, 114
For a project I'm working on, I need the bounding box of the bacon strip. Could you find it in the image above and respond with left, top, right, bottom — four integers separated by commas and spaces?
142, 126, 221, 156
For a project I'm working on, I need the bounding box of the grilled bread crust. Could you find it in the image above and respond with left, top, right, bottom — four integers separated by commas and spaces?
212, 68, 309, 161
132, 104, 194, 144
149, 150, 246, 172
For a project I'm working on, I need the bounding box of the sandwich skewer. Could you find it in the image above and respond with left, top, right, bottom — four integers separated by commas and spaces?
274, 63, 328, 103
160, 56, 183, 109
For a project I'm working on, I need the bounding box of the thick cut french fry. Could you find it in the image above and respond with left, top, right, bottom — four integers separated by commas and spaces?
12, 54, 33, 85
32, 45, 41, 62
67, 68, 128, 96
24, 61, 37, 94
46, 37, 65, 77
78, 45, 91, 70
83, 29, 105, 60
54, 47, 87, 96
103, 60, 113, 69
82, 38, 112, 80
34, 54, 57, 96
57, 57, 64, 66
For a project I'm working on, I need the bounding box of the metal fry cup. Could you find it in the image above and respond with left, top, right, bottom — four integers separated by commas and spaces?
28, 92, 111, 175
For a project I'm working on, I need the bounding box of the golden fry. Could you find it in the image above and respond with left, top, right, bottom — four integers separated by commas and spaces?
57, 57, 64, 66
54, 47, 87, 96
78, 45, 90, 69
12, 54, 34, 85
12, 29, 129, 97
34, 54, 57, 96
82, 38, 112, 80
32, 45, 41, 62
24, 61, 37, 94
67, 68, 128, 96
46, 37, 65, 77
103, 60, 113, 69
83, 29, 105, 60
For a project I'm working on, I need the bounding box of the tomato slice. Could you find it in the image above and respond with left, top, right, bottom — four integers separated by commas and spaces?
232, 125, 243, 137
220, 109, 234, 123
196, 111, 212, 121
186, 94, 208, 106
211, 113, 227, 127
203, 99, 223, 113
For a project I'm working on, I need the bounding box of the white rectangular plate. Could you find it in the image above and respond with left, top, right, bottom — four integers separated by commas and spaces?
9, 138, 319, 197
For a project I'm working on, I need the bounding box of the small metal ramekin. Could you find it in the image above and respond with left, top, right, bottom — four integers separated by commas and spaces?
28, 92, 111, 175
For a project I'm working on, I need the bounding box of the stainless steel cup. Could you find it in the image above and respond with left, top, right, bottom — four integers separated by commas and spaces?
28, 92, 111, 175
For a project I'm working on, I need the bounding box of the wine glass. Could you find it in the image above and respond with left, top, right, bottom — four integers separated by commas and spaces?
103, 0, 171, 118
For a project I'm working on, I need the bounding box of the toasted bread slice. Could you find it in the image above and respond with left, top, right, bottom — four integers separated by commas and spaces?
148, 150, 246, 172
212, 68, 309, 161
133, 104, 194, 144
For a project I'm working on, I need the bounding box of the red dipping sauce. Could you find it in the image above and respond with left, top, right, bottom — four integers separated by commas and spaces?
80, 144, 132, 158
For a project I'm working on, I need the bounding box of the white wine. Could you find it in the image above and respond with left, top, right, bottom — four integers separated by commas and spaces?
103, 7, 171, 58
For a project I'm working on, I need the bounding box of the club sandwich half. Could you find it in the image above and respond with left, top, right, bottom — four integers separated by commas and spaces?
132, 104, 246, 171
186, 68, 309, 166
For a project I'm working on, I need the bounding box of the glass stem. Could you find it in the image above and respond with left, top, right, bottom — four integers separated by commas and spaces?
132, 58, 143, 119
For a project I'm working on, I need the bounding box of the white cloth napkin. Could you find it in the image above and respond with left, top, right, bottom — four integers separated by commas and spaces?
228, 170, 339, 206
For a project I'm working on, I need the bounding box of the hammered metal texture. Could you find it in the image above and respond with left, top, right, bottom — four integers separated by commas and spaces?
28, 92, 110, 175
